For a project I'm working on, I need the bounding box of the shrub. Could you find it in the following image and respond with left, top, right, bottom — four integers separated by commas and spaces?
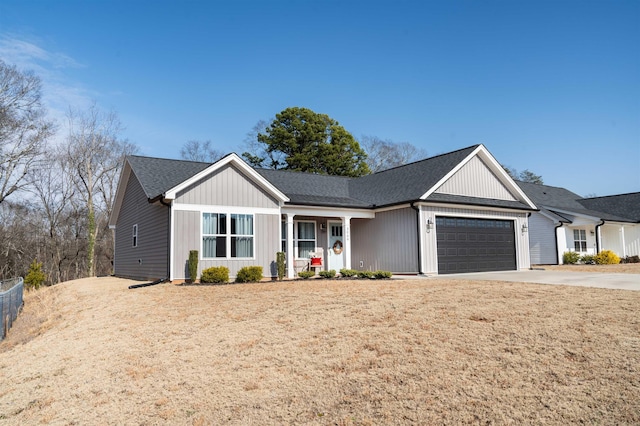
339, 268, 358, 278
298, 270, 315, 279
188, 250, 199, 282
318, 269, 336, 279
357, 270, 375, 279
594, 250, 620, 265
200, 266, 229, 284
374, 270, 393, 279
24, 259, 46, 290
562, 251, 580, 265
276, 252, 286, 280
236, 266, 263, 283
621, 255, 640, 264
580, 254, 596, 265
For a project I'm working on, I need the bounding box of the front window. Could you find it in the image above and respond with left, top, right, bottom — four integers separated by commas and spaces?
203, 213, 254, 258
573, 229, 587, 252
281, 220, 317, 258
297, 221, 316, 258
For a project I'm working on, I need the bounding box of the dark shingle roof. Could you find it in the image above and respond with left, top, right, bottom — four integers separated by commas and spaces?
125, 145, 530, 210
127, 155, 210, 200
516, 180, 637, 223
579, 193, 640, 222
255, 168, 369, 207
349, 145, 479, 206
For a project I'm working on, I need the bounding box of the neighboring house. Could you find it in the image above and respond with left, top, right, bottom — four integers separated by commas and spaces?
109, 144, 539, 281
516, 181, 640, 264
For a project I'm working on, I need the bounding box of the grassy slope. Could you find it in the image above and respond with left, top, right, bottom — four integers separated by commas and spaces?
1, 275, 639, 425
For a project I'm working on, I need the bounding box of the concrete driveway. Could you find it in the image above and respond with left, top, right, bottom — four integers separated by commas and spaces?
427, 269, 640, 291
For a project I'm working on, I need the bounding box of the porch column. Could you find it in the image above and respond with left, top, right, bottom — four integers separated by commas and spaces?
342, 216, 352, 269
620, 226, 627, 258
286, 214, 295, 279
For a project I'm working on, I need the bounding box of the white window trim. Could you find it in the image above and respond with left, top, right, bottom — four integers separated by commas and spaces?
281, 220, 317, 259
201, 212, 256, 260
132, 224, 138, 248
296, 220, 317, 259
573, 229, 588, 252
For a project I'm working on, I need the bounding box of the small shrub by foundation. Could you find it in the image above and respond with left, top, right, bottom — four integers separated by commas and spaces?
298, 271, 315, 279
339, 268, 358, 278
236, 266, 263, 283
374, 270, 393, 279
580, 254, 596, 264
594, 250, 620, 265
357, 270, 375, 279
563, 251, 580, 264
318, 270, 336, 279
201, 266, 229, 284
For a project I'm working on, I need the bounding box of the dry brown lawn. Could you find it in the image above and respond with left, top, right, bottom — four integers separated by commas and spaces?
1, 276, 639, 425
536, 263, 640, 274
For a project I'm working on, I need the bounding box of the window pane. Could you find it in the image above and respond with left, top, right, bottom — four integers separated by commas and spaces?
580, 230, 586, 240
298, 222, 315, 239
232, 237, 253, 258
231, 214, 253, 235
203, 213, 226, 234
203, 236, 226, 258
573, 229, 580, 240
298, 241, 315, 258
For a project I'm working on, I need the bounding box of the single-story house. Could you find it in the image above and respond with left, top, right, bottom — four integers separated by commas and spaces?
516, 181, 640, 264
110, 144, 541, 281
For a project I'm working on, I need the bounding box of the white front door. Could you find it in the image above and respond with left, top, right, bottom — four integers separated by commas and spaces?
328, 222, 344, 271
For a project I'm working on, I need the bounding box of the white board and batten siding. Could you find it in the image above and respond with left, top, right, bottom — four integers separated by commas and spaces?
172, 164, 281, 279
114, 173, 169, 280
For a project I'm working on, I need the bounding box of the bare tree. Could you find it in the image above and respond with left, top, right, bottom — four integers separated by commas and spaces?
180, 139, 224, 163
0, 59, 54, 204
64, 104, 137, 277
360, 136, 427, 173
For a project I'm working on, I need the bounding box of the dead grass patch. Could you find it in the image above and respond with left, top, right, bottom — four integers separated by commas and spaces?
537, 263, 640, 274
0, 277, 639, 425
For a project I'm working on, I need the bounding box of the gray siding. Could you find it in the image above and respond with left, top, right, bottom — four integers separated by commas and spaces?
435, 156, 516, 201
114, 174, 169, 280
351, 207, 419, 273
528, 212, 558, 264
175, 164, 279, 208
173, 211, 280, 279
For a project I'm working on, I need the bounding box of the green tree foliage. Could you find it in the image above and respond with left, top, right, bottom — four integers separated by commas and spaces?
24, 259, 47, 290
251, 107, 370, 177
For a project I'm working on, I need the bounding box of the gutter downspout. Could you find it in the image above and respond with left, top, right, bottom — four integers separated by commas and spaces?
410, 202, 424, 275
595, 220, 605, 253
554, 222, 563, 264
160, 198, 172, 281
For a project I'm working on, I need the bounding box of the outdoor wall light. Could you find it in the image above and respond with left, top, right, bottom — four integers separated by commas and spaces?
426, 218, 433, 233
521, 223, 528, 234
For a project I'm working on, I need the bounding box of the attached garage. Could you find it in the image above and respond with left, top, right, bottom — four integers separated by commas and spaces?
436, 216, 517, 274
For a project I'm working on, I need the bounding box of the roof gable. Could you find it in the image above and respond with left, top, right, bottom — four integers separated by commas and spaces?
164, 153, 289, 202
348, 145, 480, 206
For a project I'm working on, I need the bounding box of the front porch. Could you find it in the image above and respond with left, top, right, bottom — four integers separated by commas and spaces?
281, 206, 375, 278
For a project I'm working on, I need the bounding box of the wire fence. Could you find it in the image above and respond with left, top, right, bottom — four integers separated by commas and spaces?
1, 277, 24, 341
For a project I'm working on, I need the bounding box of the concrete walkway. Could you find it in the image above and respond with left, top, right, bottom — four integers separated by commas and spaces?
424, 269, 640, 291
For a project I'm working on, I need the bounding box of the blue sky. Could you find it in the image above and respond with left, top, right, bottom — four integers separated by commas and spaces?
1, 0, 638, 197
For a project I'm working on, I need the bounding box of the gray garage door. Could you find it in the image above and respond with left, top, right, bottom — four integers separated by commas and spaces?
436, 216, 516, 274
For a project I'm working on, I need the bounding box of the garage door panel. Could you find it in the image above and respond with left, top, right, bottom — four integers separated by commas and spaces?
436, 216, 516, 274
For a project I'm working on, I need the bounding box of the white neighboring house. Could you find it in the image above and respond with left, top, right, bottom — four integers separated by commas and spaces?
516, 181, 640, 264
